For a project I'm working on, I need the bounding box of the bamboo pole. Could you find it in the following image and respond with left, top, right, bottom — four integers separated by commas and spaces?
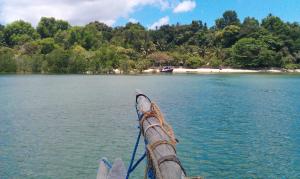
97, 158, 109, 179
136, 90, 185, 179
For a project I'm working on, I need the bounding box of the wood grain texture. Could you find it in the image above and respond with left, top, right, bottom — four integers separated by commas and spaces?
97, 158, 109, 179
136, 91, 185, 179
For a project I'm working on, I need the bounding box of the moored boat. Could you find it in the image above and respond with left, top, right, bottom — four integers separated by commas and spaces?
160, 66, 174, 73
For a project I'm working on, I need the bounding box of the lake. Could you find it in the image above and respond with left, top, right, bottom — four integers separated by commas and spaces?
1, 74, 300, 178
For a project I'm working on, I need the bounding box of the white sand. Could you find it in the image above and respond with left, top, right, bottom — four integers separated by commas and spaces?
173, 68, 258, 73
143, 68, 300, 73
287, 69, 300, 73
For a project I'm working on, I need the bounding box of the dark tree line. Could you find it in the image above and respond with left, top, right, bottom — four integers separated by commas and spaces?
1, 11, 300, 73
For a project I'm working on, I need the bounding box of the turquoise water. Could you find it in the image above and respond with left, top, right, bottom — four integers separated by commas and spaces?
1, 74, 300, 178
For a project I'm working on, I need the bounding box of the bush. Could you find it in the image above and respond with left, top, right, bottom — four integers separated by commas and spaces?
135, 59, 151, 73
45, 48, 70, 73
0, 47, 16, 72
119, 59, 135, 73
210, 56, 222, 68
284, 63, 300, 69
185, 56, 204, 68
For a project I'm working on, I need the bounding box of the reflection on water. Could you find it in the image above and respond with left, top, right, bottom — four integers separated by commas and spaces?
0, 74, 300, 178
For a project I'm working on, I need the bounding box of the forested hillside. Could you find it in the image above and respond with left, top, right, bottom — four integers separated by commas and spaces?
1, 11, 300, 73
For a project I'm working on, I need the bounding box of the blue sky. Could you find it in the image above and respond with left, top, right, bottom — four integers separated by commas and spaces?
118, 0, 300, 28
0, 0, 299, 28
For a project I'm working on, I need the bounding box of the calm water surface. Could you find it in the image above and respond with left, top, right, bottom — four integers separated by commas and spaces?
1, 74, 300, 178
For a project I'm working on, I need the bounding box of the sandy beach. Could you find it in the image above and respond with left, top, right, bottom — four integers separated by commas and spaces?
142, 68, 300, 73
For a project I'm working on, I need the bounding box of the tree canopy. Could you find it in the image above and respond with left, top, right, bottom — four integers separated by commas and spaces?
1, 11, 300, 73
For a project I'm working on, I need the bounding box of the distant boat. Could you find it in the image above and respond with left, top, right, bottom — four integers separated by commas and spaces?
160, 66, 173, 73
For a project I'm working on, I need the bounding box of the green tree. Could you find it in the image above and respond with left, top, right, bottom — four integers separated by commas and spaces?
148, 52, 173, 66
87, 21, 112, 41
37, 38, 57, 54
239, 17, 260, 38
190, 20, 203, 33
66, 26, 83, 48
21, 41, 40, 55
119, 59, 135, 73
31, 54, 44, 72
45, 48, 70, 73
185, 56, 204, 68
37, 17, 70, 38
215, 10, 240, 29
81, 25, 103, 50
68, 45, 88, 73
231, 38, 263, 68
16, 55, 35, 73
0, 47, 16, 72
135, 59, 151, 72
231, 38, 280, 68
262, 14, 287, 34
0, 25, 5, 46
1, 12, 300, 73
4, 20, 39, 47
216, 25, 241, 47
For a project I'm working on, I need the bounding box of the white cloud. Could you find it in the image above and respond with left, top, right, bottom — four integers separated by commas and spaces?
129, 18, 138, 23
149, 16, 169, 30
0, 0, 172, 26
173, 0, 196, 13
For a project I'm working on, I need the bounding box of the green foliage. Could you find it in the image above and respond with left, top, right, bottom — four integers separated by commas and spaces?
4, 20, 39, 47
209, 56, 223, 68
37, 38, 57, 54
64, 26, 103, 50
215, 10, 240, 29
0, 47, 16, 72
231, 38, 281, 68
68, 46, 88, 73
239, 17, 260, 38
45, 48, 70, 73
148, 52, 173, 66
21, 41, 40, 55
0, 11, 300, 73
16, 55, 32, 73
37, 17, 70, 38
217, 25, 241, 47
88, 46, 121, 73
135, 59, 151, 72
262, 14, 287, 34
30, 54, 44, 72
81, 25, 104, 50
231, 38, 261, 68
281, 55, 296, 67
0, 24, 4, 31
119, 59, 135, 73
0, 30, 5, 46
185, 56, 204, 68
258, 48, 281, 67
284, 63, 300, 69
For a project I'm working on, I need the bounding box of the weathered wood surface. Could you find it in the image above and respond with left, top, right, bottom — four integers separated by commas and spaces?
107, 159, 126, 179
97, 158, 126, 179
97, 158, 109, 179
136, 90, 185, 179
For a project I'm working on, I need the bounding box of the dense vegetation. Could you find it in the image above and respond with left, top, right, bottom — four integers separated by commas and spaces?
1, 11, 300, 73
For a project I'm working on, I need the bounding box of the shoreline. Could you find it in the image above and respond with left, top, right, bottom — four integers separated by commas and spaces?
142, 68, 300, 74
2, 68, 300, 75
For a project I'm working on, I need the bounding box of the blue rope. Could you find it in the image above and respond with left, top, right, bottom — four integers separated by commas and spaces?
126, 130, 142, 179
129, 152, 146, 173
100, 158, 112, 169
126, 94, 154, 179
